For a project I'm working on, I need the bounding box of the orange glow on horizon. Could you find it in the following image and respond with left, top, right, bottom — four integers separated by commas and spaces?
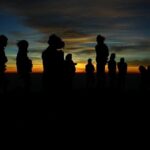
6, 63, 140, 74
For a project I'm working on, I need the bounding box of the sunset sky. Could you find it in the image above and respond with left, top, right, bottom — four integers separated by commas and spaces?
0, 0, 150, 73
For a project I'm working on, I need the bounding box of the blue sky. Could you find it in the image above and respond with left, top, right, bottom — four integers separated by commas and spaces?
0, 0, 150, 72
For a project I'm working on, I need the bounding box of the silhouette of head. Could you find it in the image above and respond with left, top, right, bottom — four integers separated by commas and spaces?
48, 34, 65, 49
96, 34, 105, 44
139, 65, 146, 73
17, 40, 29, 51
66, 54, 72, 61
0, 35, 8, 47
120, 58, 125, 63
110, 53, 115, 60
88, 58, 92, 64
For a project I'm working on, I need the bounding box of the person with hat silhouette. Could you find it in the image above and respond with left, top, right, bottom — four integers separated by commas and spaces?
42, 34, 65, 91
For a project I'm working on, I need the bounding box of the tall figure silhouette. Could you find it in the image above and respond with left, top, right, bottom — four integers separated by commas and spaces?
0, 35, 8, 93
42, 34, 65, 91
16, 40, 32, 93
108, 53, 116, 88
95, 35, 109, 88
117, 58, 127, 90
85, 58, 95, 88
64, 54, 76, 89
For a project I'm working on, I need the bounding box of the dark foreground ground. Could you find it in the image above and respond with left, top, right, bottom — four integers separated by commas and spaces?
0, 73, 150, 131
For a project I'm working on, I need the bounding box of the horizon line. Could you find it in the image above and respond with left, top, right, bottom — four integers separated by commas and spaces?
6, 66, 140, 74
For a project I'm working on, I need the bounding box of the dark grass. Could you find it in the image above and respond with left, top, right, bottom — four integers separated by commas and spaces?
0, 73, 149, 130
4, 72, 141, 92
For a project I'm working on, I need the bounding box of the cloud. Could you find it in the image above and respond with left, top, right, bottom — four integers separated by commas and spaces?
0, 0, 150, 37
75, 49, 95, 55
0, 0, 150, 71
111, 40, 150, 53
128, 59, 150, 66
29, 49, 42, 54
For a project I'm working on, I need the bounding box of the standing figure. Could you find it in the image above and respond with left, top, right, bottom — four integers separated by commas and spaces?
139, 65, 148, 90
95, 34, 109, 88
64, 54, 76, 89
42, 34, 65, 91
0, 35, 8, 93
147, 66, 150, 89
85, 58, 95, 88
117, 58, 127, 90
16, 40, 32, 93
108, 53, 116, 88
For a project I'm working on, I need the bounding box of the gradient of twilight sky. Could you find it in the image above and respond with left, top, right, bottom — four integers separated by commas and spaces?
0, 0, 150, 72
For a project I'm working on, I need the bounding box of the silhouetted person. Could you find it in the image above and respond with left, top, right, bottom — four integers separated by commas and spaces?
0, 35, 8, 93
42, 34, 65, 91
108, 53, 116, 88
139, 65, 148, 90
85, 58, 95, 88
95, 34, 109, 88
147, 65, 150, 89
117, 58, 127, 90
16, 40, 32, 93
64, 54, 76, 89
57, 49, 64, 88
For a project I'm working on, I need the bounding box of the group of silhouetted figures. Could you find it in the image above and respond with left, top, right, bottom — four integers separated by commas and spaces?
0, 34, 150, 93
93, 35, 128, 89
85, 35, 128, 90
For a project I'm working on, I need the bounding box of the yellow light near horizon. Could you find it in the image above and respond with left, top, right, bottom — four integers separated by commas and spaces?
76, 63, 139, 73
6, 63, 139, 74
127, 66, 139, 74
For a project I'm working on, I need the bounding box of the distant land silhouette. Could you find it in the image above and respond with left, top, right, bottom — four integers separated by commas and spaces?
2, 72, 148, 92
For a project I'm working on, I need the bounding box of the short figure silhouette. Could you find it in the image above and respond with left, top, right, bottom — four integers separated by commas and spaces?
64, 54, 76, 89
0, 35, 8, 93
95, 34, 109, 88
108, 53, 116, 88
117, 58, 127, 90
85, 58, 95, 88
16, 40, 32, 93
42, 34, 65, 91
139, 65, 148, 90
147, 65, 150, 89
